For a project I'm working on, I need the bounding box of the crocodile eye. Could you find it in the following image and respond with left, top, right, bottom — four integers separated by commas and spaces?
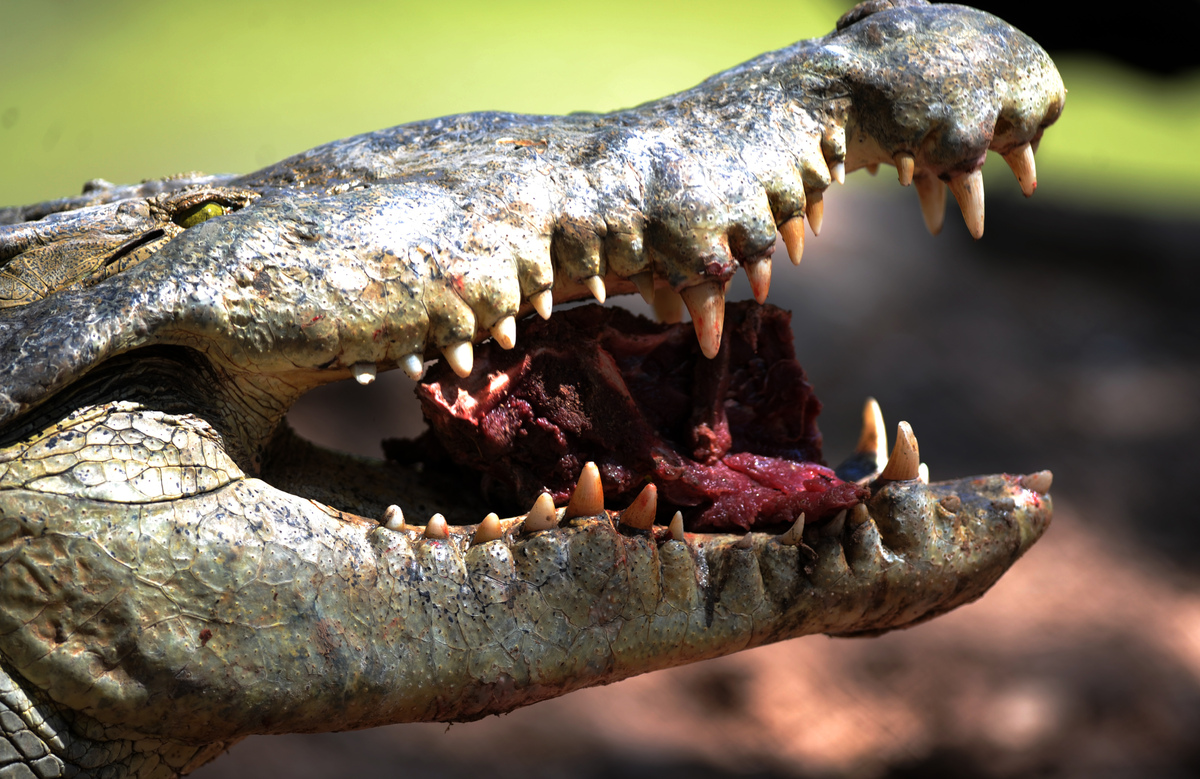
175, 202, 226, 228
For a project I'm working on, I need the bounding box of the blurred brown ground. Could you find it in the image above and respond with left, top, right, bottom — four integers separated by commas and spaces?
196, 183, 1200, 778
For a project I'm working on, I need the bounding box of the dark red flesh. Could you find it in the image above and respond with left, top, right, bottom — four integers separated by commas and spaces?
411, 302, 867, 532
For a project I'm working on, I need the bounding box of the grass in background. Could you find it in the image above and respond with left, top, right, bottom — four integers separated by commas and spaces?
1, 0, 1197, 215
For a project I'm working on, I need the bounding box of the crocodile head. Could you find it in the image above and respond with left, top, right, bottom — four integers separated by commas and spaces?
0, 2, 1062, 776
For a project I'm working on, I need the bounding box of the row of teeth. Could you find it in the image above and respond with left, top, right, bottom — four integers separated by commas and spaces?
374, 396, 1055, 544
346, 142, 1038, 386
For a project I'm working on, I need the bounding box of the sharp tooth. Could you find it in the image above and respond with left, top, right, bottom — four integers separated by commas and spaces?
744, 258, 771, 305
472, 512, 503, 544
631, 271, 656, 306
830, 160, 846, 185
530, 289, 553, 320
565, 461, 604, 518
879, 421, 921, 481
490, 315, 516, 350
1003, 143, 1037, 197
776, 513, 805, 546
680, 280, 726, 359
778, 218, 805, 266
582, 275, 607, 304
401, 354, 425, 380
522, 492, 559, 533
352, 362, 377, 385
856, 397, 889, 472
894, 152, 915, 187
381, 504, 405, 531
848, 502, 870, 528
653, 285, 684, 324
442, 341, 474, 378
668, 511, 685, 541
918, 463, 929, 484
1020, 470, 1053, 495
619, 483, 657, 530
866, 163, 879, 176
948, 170, 985, 240
914, 175, 947, 236
734, 533, 754, 549
824, 509, 846, 538
423, 513, 449, 539
806, 192, 824, 236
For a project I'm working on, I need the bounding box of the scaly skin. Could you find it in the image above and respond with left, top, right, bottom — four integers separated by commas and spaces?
0, 2, 1062, 777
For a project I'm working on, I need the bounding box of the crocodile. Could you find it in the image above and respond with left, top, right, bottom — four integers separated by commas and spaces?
0, 2, 1063, 776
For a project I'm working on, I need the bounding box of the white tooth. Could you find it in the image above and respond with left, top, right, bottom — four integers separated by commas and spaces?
778, 218, 805, 266
856, 397, 889, 472
653, 285, 684, 324
848, 503, 870, 528
490, 315, 516, 350
423, 513, 449, 539
824, 509, 847, 538
583, 275, 606, 304
382, 504, 405, 531
352, 362, 377, 385
1003, 142, 1037, 197
442, 341, 474, 378
894, 152, 915, 187
472, 512, 504, 544
734, 533, 754, 549
401, 354, 425, 380
1020, 470, 1053, 494
531, 289, 553, 320
745, 258, 771, 305
631, 271, 656, 306
914, 175, 947, 236
565, 461, 605, 518
879, 421, 921, 481
806, 193, 824, 236
668, 511, 685, 541
918, 463, 929, 484
522, 492, 559, 533
948, 170, 985, 240
830, 160, 846, 185
680, 280, 726, 359
776, 513, 806, 546
619, 483, 657, 530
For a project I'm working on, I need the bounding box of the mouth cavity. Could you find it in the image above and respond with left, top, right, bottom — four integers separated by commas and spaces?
384, 301, 875, 536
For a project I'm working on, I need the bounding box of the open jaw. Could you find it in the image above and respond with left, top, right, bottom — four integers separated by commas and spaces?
0, 2, 1060, 775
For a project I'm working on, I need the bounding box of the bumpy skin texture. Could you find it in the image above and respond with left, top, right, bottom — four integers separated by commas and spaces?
0, 3, 1062, 777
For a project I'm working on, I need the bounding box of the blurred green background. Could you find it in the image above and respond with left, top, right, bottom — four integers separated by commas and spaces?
2, 0, 1198, 213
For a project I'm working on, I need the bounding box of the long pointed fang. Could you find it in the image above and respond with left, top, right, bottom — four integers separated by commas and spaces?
1020, 470, 1053, 494
522, 492, 559, 532
442, 341, 474, 378
472, 513, 503, 544
490, 315, 516, 350
779, 218, 805, 266
948, 170, 985, 239
631, 271, 655, 306
776, 513, 805, 546
1003, 143, 1037, 197
565, 461, 604, 518
620, 483, 657, 530
531, 289, 553, 320
401, 354, 425, 380
806, 193, 824, 236
668, 511, 685, 541
653, 285, 684, 324
914, 175, 947, 236
879, 421, 921, 481
584, 275, 607, 304
856, 397, 889, 471
382, 504, 405, 531
681, 281, 726, 359
352, 362, 376, 385
895, 152, 915, 187
424, 513, 449, 539
745, 258, 771, 305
